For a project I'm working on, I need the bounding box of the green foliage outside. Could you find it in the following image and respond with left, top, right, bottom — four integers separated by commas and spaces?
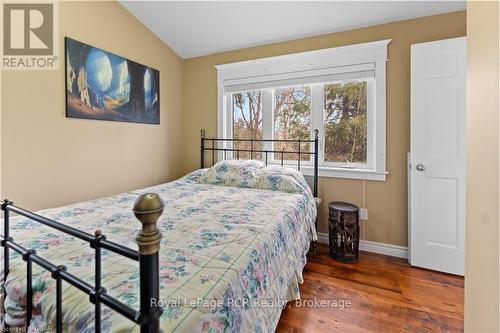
324, 81, 367, 164
232, 80, 368, 164
274, 87, 311, 160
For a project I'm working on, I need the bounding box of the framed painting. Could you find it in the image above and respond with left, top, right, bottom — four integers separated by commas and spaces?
65, 37, 160, 124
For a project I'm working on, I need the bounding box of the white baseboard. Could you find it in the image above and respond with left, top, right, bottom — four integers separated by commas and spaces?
316, 232, 330, 245
316, 232, 408, 259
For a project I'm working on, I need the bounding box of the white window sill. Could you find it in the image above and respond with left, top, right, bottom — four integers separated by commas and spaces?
264, 161, 388, 181
300, 165, 388, 181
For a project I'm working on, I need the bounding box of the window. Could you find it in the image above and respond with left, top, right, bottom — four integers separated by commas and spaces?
217, 40, 390, 181
232, 90, 263, 159
273, 86, 311, 161
324, 80, 368, 166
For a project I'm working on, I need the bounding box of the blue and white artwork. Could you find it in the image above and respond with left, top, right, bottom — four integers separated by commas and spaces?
65, 37, 160, 124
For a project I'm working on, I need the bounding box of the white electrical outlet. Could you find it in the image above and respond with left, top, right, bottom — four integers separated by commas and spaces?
360, 208, 368, 220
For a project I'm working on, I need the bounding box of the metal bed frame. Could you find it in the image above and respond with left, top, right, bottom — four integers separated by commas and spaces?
1, 193, 164, 333
200, 128, 319, 197
0, 129, 320, 333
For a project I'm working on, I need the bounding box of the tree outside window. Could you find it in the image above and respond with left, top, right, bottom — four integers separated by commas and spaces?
231, 81, 369, 166
324, 81, 368, 164
232, 91, 263, 159
273, 86, 311, 161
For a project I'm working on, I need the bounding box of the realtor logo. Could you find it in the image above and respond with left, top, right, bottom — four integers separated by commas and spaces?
1, 2, 58, 70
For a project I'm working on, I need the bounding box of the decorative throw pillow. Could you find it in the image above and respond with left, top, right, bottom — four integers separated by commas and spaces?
256, 166, 313, 197
199, 159, 265, 188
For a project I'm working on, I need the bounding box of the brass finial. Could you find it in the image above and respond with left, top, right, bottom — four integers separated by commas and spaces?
134, 193, 164, 255
201, 129, 205, 138
314, 128, 319, 139
95, 229, 102, 237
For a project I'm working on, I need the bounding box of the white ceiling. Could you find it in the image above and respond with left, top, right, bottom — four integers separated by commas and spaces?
120, 1, 465, 59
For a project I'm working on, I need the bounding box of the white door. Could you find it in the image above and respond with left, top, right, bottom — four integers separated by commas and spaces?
410, 37, 466, 276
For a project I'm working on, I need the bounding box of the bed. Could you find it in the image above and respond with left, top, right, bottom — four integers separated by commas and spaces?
0, 130, 319, 333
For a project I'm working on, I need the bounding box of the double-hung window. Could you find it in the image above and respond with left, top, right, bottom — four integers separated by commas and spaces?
217, 40, 390, 181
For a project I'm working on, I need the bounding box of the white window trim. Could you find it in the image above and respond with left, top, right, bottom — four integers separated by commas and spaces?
216, 39, 391, 181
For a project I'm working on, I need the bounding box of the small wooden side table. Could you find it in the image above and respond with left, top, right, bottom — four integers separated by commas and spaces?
328, 201, 360, 263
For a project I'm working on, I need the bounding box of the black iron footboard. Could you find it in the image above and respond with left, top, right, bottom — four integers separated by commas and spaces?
1, 193, 164, 333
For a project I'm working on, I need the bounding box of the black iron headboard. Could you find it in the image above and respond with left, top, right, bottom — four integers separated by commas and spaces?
200, 129, 319, 197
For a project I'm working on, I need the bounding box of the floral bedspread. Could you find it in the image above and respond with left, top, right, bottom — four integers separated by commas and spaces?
0, 170, 317, 332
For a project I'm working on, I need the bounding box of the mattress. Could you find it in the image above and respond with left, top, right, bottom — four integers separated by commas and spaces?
0, 169, 317, 332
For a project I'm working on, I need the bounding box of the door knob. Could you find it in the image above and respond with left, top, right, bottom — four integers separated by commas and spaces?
416, 164, 426, 171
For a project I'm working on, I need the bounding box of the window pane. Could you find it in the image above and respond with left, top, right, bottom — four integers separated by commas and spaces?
273, 86, 311, 161
324, 80, 368, 164
232, 91, 263, 159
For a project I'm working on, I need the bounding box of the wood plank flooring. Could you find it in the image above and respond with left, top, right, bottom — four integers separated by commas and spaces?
276, 245, 464, 333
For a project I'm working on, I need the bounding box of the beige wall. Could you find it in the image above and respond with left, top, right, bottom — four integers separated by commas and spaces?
182, 11, 466, 246
465, 1, 500, 332
1, 1, 184, 210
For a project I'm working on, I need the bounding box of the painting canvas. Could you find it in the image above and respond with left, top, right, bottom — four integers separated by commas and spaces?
65, 37, 160, 124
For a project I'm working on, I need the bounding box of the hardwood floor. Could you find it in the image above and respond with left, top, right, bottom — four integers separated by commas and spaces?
276, 245, 464, 333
